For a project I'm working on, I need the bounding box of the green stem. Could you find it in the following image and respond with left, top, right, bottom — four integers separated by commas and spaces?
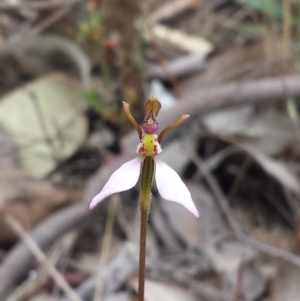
138, 206, 149, 301
138, 156, 154, 301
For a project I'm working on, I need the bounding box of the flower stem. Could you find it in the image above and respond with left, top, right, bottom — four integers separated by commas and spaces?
138, 206, 149, 301
138, 156, 154, 301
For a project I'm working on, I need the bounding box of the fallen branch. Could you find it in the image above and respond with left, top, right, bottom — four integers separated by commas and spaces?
0, 205, 87, 298
0, 2, 80, 56
149, 259, 232, 301
146, 53, 206, 81
189, 153, 300, 267
5, 215, 82, 301
0, 75, 300, 299
73, 243, 137, 301
0, 0, 84, 10
147, 0, 199, 24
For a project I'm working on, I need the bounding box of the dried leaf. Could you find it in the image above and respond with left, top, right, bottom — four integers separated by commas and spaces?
0, 74, 88, 178
150, 24, 213, 54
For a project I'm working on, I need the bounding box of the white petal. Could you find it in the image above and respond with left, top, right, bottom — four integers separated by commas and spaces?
90, 157, 142, 209
155, 160, 199, 217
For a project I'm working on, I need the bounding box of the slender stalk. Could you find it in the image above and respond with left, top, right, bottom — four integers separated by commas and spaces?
93, 197, 117, 301
138, 156, 154, 301
138, 207, 149, 301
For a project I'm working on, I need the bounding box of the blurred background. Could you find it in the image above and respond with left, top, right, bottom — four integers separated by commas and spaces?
0, 0, 300, 300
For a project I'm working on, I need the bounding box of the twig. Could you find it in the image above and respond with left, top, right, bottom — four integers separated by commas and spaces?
29, 6, 70, 36
147, 0, 199, 24
146, 53, 206, 80
93, 197, 117, 301
226, 156, 252, 203
71, 243, 138, 301
149, 259, 231, 301
0, 205, 87, 299
190, 153, 300, 267
49, 231, 79, 298
0, 0, 85, 10
234, 262, 245, 301
150, 33, 182, 96
190, 153, 243, 237
0, 4, 73, 53
6, 231, 78, 301
5, 215, 83, 301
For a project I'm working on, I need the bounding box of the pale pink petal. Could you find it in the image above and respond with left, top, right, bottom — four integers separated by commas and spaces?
90, 157, 142, 209
155, 160, 199, 217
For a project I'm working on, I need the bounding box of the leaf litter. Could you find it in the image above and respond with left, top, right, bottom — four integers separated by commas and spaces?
0, 0, 300, 300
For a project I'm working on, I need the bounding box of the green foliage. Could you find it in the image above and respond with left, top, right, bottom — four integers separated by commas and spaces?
236, 0, 283, 20
242, 24, 270, 37
236, 0, 300, 42
82, 89, 116, 120
83, 89, 103, 114
77, 4, 103, 42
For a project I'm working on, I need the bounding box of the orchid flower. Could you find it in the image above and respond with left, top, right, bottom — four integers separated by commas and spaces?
89, 96, 199, 217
